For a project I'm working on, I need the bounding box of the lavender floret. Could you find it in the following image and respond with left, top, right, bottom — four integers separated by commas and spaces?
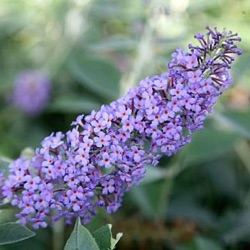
0, 27, 242, 229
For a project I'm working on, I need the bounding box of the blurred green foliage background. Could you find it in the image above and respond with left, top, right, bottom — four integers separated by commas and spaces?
0, 0, 250, 249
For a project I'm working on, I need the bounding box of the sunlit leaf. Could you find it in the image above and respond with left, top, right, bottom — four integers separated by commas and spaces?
64, 218, 99, 250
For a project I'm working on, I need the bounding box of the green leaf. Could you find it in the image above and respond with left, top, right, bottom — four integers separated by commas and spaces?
213, 111, 250, 139
93, 224, 123, 250
167, 196, 217, 228
130, 180, 172, 220
50, 96, 101, 113
193, 236, 223, 250
92, 224, 111, 250
111, 231, 123, 250
140, 165, 168, 184
0, 202, 12, 210
64, 218, 100, 250
0, 222, 35, 245
220, 211, 250, 244
181, 127, 239, 164
176, 236, 223, 250
0, 157, 12, 177
88, 37, 136, 51
68, 57, 120, 100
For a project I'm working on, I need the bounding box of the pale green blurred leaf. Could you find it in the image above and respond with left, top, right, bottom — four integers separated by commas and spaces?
88, 37, 136, 51
68, 57, 120, 100
141, 165, 168, 184
213, 111, 250, 139
50, 96, 101, 113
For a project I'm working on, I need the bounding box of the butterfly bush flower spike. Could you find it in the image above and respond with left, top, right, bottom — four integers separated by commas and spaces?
0, 27, 242, 229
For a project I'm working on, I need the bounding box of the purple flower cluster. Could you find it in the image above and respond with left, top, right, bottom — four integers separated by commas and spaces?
0, 27, 241, 229
12, 70, 51, 116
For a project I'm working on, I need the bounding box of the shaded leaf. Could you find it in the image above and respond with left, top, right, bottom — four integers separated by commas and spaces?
130, 180, 172, 220
176, 236, 223, 250
181, 127, 239, 164
220, 211, 250, 244
0, 222, 35, 245
92, 224, 111, 250
193, 236, 223, 250
167, 196, 217, 228
0, 202, 12, 210
92, 224, 122, 250
111, 231, 123, 250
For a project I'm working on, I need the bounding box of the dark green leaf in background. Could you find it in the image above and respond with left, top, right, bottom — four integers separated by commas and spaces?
193, 236, 223, 250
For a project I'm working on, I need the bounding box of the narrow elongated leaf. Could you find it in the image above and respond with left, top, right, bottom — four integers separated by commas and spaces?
0, 222, 35, 245
64, 218, 99, 250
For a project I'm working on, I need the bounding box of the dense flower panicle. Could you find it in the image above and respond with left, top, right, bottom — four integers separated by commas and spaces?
12, 71, 51, 116
0, 27, 242, 229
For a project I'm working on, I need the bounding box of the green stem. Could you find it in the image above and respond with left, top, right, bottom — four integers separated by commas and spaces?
52, 219, 65, 250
